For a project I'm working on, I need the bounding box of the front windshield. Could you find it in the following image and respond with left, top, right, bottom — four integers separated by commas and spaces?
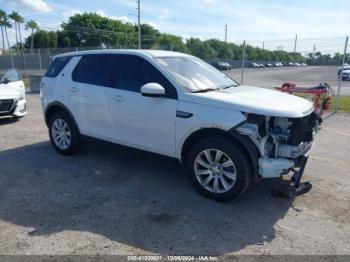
1, 68, 21, 83
156, 56, 239, 93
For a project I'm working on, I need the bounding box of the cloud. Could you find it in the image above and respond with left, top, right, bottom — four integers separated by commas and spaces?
116, 16, 131, 23
95, 10, 131, 23
147, 22, 159, 30
62, 9, 82, 20
96, 10, 107, 17
11, 0, 53, 13
2, 0, 348, 54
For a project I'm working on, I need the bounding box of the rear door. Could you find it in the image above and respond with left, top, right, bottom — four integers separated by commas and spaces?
70, 54, 114, 139
105, 54, 178, 156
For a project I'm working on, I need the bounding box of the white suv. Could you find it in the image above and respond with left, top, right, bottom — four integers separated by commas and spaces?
40, 50, 320, 201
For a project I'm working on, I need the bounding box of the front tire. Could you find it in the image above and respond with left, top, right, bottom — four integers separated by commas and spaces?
187, 137, 252, 202
48, 111, 84, 155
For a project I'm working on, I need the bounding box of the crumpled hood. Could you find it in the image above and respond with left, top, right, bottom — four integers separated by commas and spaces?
183, 85, 314, 118
0, 84, 21, 99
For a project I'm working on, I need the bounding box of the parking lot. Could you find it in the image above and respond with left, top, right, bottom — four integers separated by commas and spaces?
0, 94, 349, 256
226, 65, 350, 96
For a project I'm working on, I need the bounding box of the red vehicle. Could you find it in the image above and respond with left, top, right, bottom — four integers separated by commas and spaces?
275, 82, 334, 116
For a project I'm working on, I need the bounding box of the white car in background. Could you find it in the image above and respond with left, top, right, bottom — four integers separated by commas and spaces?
341, 70, 350, 80
0, 68, 27, 119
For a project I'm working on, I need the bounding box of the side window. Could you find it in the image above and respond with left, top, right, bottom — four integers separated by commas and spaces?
72, 55, 111, 87
110, 55, 177, 99
45, 56, 72, 78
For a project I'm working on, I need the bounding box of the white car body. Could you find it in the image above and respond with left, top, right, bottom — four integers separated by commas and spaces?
40, 50, 318, 200
0, 69, 27, 118
338, 65, 350, 74
341, 69, 350, 80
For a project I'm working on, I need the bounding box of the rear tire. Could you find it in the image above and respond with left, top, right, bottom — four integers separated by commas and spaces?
48, 111, 84, 155
186, 136, 252, 202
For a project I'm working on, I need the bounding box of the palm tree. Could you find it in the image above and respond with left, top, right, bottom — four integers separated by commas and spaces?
25, 20, 39, 54
9, 12, 20, 51
0, 14, 14, 66
0, 16, 12, 50
16, 13, 24, 51
0, 9, 6, 52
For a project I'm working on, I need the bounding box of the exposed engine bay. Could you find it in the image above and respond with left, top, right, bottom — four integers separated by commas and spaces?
237, 112, 321, 178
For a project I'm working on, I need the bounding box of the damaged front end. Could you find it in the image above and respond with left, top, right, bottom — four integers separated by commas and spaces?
236, 111, 321, 196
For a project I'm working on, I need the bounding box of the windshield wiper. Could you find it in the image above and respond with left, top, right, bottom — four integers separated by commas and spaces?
191, 88, 218, 93
221, 85, 236, 89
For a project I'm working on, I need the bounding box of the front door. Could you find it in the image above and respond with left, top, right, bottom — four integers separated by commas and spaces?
105, 54, 178, 157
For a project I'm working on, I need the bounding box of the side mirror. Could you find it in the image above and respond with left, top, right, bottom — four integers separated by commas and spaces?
141, 83, 165, 97
1, 77, 10, 84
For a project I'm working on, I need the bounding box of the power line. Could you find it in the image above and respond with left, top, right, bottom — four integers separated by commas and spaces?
40, 22, 159, 40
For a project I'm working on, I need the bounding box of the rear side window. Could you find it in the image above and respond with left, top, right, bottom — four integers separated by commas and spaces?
110, 55, 177, 99
72, 55, 111, 87
45, 56, 72, 78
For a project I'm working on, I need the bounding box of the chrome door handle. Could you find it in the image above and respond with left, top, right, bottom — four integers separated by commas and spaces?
113, 95, 124, 101
70, 86, 79, 93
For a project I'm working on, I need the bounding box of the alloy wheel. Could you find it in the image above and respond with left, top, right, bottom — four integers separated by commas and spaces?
194, 149, 237, 193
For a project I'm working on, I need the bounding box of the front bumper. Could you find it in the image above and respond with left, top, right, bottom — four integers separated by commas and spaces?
258, 142, 313, 178
236, 113, 319, 179
0, 98, 27, 118
342, 73, 350, 80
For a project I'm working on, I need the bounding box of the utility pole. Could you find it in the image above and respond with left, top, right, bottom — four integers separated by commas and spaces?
224, 24, 227, 43
241, 40, 246, 84
262, 41, 264, 50
137, 0, 141, 49
293, 34, 298, 60
313, 44, 316, 62
336, 36, 349, 111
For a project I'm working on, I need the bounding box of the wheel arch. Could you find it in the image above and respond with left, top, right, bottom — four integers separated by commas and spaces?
180, 127, 259, 178
45, 101, 79, 131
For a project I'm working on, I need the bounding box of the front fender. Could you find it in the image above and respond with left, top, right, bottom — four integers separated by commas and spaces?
175, 101, 246, 158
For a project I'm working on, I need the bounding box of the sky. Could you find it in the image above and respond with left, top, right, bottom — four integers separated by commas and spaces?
1, 0, 349, 53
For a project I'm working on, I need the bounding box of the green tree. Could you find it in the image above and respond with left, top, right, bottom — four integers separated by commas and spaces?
16, 13, 24, 50
152, 34, 188, 53
8, 12, 24, 51
186, 38, 215, 59
8, 12, 21, 51
57, 30, 71, 47
139, 23, 160, 49
25, 20, 39, 53
61, 13, 137, 47
205, 39, 235, 60
0, 9, 6, 52
25, 30, 57, 48
0, 12, 12, 53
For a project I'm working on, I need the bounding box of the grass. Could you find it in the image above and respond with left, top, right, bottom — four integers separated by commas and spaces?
23, 78, 31, 92
295, 94, 350, 113
330, 96, 350, 112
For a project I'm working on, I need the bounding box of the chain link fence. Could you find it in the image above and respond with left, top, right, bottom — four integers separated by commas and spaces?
236, 36, 349, 115
0, 36, 348, 114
